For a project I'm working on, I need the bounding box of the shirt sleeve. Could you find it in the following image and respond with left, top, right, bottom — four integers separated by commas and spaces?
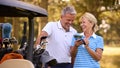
42, 22, 53, 36
71, 36, 76, 46
96, 36, 104, 50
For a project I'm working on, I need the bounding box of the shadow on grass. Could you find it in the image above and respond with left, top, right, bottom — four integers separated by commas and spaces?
100, 55, 120, 68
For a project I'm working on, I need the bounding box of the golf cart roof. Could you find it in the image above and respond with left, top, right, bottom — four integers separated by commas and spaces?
0, 0, 48, 62
0, 0, 47, 17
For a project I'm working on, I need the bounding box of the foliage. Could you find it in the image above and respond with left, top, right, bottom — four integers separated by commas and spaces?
1, 0, 120, 68
2, 0, 120, 46
48, 0, 120, 46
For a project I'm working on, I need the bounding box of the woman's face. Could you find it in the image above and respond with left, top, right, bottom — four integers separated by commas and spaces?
80, 17, 93, 32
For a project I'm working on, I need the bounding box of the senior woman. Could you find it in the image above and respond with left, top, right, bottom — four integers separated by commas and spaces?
71, 12, 104, 68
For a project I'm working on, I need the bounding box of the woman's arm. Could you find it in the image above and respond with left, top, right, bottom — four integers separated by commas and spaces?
85, 46, 103, 61
84, 38, 103, 61
70, 40, 83, 64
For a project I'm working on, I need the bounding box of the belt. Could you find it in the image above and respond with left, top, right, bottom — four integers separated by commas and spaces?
57, 63, 70, 65
55, 63, 72, 67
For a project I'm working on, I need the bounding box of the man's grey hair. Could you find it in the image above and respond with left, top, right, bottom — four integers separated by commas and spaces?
61, 5, 77, 15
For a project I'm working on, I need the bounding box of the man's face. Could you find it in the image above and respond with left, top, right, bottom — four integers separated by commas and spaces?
61, 13, 76, 31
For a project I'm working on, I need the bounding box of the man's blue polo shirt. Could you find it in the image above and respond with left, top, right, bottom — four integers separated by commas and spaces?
71, 33, 104, 68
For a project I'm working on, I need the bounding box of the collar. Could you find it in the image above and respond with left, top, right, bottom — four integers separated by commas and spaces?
81, 32, 96, 39
57, 20, 62, 29
57, 20, 72, 32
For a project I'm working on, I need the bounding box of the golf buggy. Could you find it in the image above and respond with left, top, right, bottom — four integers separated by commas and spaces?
0, 0, 57, 68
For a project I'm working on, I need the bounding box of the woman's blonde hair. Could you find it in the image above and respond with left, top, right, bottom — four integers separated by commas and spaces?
80, 12, 99, 32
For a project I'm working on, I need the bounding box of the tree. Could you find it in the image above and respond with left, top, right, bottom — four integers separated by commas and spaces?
48, 0, 120, 46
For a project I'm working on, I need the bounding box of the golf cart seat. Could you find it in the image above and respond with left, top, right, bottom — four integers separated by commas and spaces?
0, 59, 34, 68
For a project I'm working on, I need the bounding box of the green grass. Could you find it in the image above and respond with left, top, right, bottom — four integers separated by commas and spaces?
100, 46, 120, 68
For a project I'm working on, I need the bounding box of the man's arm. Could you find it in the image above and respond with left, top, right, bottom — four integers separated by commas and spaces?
34, 31, 48, 47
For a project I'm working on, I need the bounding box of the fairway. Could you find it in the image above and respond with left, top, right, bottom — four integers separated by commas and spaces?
103, 46, 120, 56
100, 46, 120, 68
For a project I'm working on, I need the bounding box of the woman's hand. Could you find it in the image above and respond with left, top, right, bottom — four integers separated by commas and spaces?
74, 40, 83, 47
83, 38, 89, 47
